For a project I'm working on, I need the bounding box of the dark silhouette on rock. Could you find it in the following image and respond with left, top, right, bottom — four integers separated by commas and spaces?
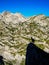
25, 37, 49, 65
0, 56, 5, 65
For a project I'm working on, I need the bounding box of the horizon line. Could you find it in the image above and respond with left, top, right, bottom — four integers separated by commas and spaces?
0, 10, 49, 17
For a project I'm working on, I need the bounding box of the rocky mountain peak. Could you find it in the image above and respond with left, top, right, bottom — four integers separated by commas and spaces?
0, 12, 49, 65
29, 14, 48, 26
2, 11, 12, 16
0, 11, 26, 24
15, 13, 23, 17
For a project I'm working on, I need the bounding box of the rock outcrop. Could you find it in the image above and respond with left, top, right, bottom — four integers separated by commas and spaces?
0, 12, 49, 65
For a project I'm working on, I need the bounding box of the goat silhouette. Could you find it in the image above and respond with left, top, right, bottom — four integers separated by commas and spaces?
25, 42, 49, 65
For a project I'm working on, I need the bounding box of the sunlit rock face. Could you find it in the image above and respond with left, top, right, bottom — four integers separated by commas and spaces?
1, 11, 26, 24
0, 11, 49, 65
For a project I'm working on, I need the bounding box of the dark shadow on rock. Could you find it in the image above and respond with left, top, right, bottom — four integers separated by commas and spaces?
25, 38, 49, 65
0, 56, 5, 65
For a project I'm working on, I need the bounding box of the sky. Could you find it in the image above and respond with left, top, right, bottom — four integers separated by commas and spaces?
0, 0, 49, 17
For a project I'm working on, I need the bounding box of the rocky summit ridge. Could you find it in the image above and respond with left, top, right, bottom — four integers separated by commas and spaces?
0, 11, 26, 24
0, 11, 49, 65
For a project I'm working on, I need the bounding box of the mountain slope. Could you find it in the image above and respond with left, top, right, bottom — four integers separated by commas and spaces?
0, 12, 49, 65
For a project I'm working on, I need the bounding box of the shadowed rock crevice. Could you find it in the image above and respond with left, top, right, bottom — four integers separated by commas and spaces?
0, 56, 5, 65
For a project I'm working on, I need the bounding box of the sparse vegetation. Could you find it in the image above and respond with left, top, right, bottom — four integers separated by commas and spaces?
0, 13, 49, 65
